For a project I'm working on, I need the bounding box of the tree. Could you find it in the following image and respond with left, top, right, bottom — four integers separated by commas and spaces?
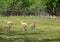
45, 0, 59, 16
0, 0, 12, 10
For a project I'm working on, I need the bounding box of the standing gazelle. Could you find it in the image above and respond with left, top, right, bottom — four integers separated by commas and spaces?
3, 21, 13, 33
21, 22, 27, 32
30, 22, 36, 32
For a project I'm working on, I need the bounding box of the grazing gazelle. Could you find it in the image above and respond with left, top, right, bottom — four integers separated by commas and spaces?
21, 22, 27, 32
30, 22, 36, 32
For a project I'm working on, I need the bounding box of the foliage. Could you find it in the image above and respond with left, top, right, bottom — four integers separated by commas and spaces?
0, 0, 60, 16
0, 0, 60, 10
0, 0, 12, 10
0, 0, 46, 10
45, 0, 58, 8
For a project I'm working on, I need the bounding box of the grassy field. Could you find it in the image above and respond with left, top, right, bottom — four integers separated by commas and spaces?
0, 16, 60, 42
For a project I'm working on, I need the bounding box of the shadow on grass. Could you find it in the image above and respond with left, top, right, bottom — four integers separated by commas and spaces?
0, 30, 45, 36
40, 38, 60, 42
8, 30, 45, 35
0, 37, 60, 42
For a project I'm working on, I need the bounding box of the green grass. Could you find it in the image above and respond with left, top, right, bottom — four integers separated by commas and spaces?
0, 16, 60, 42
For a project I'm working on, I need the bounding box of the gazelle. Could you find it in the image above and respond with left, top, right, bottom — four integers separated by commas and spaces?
30, 22, 36, 32
21, 22, 27, 32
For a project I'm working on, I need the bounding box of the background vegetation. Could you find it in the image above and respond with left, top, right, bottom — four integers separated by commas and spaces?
0, 0, 60, 16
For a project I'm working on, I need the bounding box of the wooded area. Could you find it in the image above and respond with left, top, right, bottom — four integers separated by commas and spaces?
0, 0, 60, 16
